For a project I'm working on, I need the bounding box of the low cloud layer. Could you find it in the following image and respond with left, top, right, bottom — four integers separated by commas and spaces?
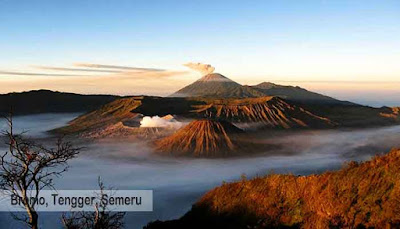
0, 71, 89, 77
140, 116, 183, 129
0, 63, 170, 78
0, 62, 190, 95
33, 66, 122, 73
74, 63, 164, 72
184, 62, 215, 75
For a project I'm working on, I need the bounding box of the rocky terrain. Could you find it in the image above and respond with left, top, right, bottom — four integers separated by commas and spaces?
55, 97, 142, 134
192, 96, 336, 129
79, 122, 175, 140
155, 120, 244, 157
380, 107, 400, 120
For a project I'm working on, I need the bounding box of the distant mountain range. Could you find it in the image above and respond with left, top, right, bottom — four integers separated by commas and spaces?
0, 74, 355, 116
0, 90, 120, 115
170, 73, 351, 105
251, 82, 351, 105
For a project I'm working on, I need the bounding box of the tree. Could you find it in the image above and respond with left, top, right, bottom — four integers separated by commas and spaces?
0, 115, 80, 229
62, 177, 125, 229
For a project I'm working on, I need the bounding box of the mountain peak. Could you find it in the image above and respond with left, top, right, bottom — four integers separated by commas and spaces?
254, 82, 280, 89
198, 73, 233, 82
170, 73, 264, 98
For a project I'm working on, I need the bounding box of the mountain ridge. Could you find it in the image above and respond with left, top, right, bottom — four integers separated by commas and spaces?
251, 82, 352, 105
192, 96, 336, 129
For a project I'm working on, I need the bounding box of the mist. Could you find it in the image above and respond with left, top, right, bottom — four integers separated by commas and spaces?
1, 114, 400, 228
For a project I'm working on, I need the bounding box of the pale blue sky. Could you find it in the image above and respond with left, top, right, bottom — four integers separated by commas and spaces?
0, 0, 399, 105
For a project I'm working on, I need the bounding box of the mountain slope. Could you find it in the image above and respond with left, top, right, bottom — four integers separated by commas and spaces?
54, 97, 142, 134
302, 103, 400, 127
251, 82, 351, 105
146, 149, 400, 229
380, 107, 400, 120
54, 96, 206, 134
192, 96, 336, 129
0, 89, 120, 115
155, 120, 244, 157
170, 73, 264, 98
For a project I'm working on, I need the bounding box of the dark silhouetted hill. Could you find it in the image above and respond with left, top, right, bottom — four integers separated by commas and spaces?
0, 90, 120, 116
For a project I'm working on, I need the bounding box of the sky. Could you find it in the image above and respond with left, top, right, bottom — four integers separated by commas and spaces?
0, 0, 399, 106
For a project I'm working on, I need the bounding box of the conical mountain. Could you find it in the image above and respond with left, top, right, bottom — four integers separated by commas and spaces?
170, 73, 264, 98
155, 120, 243, 157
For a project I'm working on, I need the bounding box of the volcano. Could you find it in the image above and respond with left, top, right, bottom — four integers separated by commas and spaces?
155, 120, 244, 157
170, 73, 263, 98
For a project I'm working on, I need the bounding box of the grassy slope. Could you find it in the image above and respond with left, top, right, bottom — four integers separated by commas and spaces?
146, 149, 400, 229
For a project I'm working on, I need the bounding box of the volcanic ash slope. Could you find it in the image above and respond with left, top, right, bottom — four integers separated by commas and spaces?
155, 120, 245, 157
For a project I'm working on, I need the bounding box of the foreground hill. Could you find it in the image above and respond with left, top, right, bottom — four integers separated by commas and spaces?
155, 120, 244, 157
192, 96, 336, 129
170, 73, 264, 98
251, 82, 351, 105
0, 90, 119, 115
146, 149, 400, 229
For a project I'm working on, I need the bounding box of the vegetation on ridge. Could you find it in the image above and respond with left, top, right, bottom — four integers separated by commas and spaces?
146, 149, 400, 228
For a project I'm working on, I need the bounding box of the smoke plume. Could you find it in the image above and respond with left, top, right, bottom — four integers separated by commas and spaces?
184, 63, 215, 75
140, 115, 183, 129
